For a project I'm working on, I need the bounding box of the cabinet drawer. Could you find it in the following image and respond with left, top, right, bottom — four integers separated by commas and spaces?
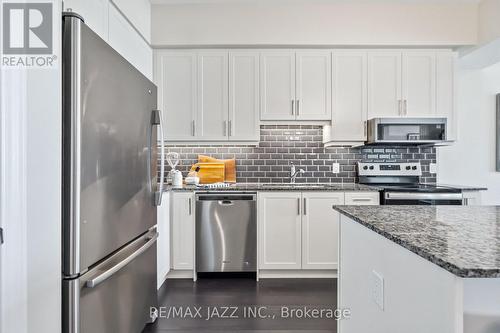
345, 192, 380, 205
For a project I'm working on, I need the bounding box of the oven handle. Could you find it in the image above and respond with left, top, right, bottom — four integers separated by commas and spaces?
384, 192, 463, 201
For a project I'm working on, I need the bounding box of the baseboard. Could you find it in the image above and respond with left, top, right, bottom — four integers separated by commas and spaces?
258, 269, 337, 279
166, 269, 195, 279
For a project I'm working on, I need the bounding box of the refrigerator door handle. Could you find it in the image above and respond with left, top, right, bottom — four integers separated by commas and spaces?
157, 110, 166, 205
151, 110, 166, 206
85, 232, 159, 288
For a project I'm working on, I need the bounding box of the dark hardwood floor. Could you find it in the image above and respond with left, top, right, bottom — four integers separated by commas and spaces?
143, 277, 337, 333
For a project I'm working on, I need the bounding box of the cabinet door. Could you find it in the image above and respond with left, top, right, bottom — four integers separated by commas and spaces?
64, 0, 109, 41
258, 192, 302, 270
260, 52, 296, 120
109, 5, 153, 79
229, 51, 260, 141
157, 192, 170, 288
367, 51, 402, 118
331, 51, 368, 142
302, 192, 344, 270
402, 51, 436, 117
197, 51, 229, 140
171, 192, 195, 270
344, 192, 380, 205
436, 52, 456, 141
155, 51, 197, 141
295, 51, 332, 120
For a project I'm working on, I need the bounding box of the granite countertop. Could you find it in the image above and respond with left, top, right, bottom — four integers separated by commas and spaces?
164, 183, 381, 192
433, 184, 488, 191
334, 205, 500, 278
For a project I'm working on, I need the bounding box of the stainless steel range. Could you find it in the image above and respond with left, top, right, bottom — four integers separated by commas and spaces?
358, 162, 463, 205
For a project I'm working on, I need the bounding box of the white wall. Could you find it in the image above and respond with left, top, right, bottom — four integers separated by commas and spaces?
112, 0, 151, 42
151, 2, 478, 46
0, 1, 62, 332
437, 60, 500, 205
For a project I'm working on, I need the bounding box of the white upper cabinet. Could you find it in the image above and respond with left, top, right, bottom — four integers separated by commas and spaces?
108, 5, 153, 80
156, 50, 260, 142
402, 51, 436, 117
153, 48, 455, 144
260, 51, 296, 120
197, 52, 229, 141
156, 51, 197, 141
436, 52, 457, 141
330, 51, 368, 143
229, 51, 260, 141
64, 0, 109, 41
64, 0, 152, 79
295, 51, 332, 120
367, 51, 402, 119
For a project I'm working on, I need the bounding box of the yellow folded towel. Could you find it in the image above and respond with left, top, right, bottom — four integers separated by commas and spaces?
198, 155, 236, 183
190, 162, 225, 184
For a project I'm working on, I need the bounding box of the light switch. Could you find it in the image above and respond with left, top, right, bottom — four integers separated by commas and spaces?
429, 163, 437, 174
332, 163, 340, 174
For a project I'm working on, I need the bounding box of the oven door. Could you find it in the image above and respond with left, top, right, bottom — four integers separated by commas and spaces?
383, 192, 463, 205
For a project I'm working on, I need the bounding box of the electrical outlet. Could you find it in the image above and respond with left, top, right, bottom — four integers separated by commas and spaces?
332, 163, 340, 174
371, 270, 384, 310
429, 163, 437, 174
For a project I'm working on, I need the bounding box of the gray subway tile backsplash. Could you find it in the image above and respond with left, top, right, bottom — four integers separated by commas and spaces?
159, 125, 437, 184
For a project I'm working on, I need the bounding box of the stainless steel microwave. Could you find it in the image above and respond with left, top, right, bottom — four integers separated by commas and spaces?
366, 117, 448, 145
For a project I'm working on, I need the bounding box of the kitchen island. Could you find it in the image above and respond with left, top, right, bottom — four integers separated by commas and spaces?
334, 205, 500, 333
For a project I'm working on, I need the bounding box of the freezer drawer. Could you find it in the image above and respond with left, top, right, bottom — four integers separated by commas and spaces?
63, 229, 158, 333
196, 193, 256, 272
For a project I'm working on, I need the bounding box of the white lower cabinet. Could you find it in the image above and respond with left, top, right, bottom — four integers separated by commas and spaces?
157, 192, 170, 288
462, 191, 482, 206
171, 192, 195, 270
302, 192, 344, 270
259, 191, 376, 272
258, 192, 302, 269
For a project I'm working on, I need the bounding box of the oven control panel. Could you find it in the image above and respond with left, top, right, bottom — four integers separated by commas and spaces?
358, 162, 422, 176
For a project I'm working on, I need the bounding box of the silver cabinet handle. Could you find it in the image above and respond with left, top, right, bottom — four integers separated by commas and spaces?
404, 99, 408, 116
291, 100, 295, 115
223, 120, 227, 136
191, 120, 195, 136
296, 100, 300, 116
297, 198, 300, 215
364, 121, 367, 137
85, 233, 159, 288
303, 197, 307, 215
189, 197, 192, 215
352, 198, 372, 202
228, 120, 232, 137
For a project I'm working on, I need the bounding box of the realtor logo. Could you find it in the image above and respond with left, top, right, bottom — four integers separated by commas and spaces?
3, 2, 53, 54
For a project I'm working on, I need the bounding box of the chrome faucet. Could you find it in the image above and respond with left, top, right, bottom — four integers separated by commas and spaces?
290, 162, 305, 183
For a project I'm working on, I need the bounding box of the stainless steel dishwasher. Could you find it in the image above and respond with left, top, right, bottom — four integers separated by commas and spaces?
196, 192, 256, 273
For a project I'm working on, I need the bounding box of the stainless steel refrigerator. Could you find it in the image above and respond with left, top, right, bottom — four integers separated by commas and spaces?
62, 12, 165, 333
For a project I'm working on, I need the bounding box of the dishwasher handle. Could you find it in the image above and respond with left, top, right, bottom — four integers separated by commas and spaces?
197, 194, 256, 201
218, 200, 235, 206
